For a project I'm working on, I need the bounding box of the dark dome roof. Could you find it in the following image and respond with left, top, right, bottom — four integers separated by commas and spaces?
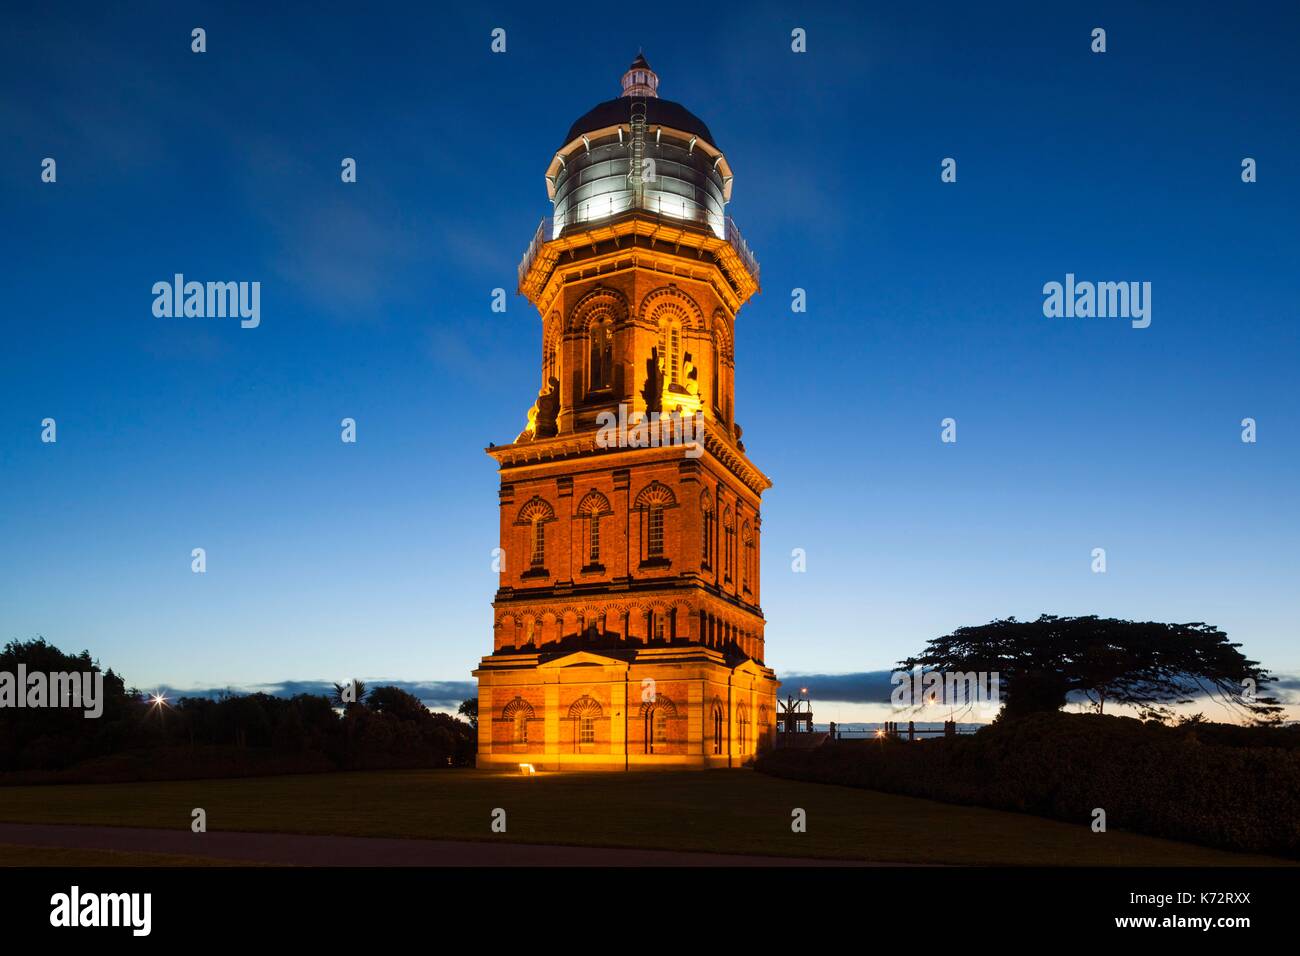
562, 97, 716, 150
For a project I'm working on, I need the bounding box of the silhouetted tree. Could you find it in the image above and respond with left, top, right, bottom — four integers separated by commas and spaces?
900, 615, 1282, 723
457, 697, 478, 729
329, 680, 367, 711
0, 637, 138, 771
1, 640, 479, 777
367, 686, 430, 720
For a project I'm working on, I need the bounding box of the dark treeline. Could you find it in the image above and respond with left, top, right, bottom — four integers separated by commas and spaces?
0, 638, 476, 784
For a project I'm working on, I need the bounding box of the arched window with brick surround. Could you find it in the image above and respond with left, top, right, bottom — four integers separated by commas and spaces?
542, 318, 560, 386
700, 488, 714, 569
567, 695, 602, 749
633, 481, 677, 567
640, 695, 678, 754
741, 520, 753, 594
570, 288, 626, 398
588, 318, 613, 390
658, 317, 682, 386
576, 489, 612, 569
712, 318, 732, 422
515, 497, 555, 574
722, 506, 734, 581
503, 696, 535, 748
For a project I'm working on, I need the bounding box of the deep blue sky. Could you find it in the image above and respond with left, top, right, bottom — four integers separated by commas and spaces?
2, 2, 1297, 717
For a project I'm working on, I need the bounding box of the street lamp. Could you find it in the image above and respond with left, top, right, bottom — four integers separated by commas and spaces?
148, 691, 170, 730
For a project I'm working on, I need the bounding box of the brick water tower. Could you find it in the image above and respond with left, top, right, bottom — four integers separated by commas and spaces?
474, 54, 777, 770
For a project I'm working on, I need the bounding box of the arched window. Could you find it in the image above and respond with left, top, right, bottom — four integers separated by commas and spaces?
723, 506, 734, 580
712, 338, 721, 412
543, 320, 560, 386
711, 321, 731, 419
658, 321, 682, 385
589, 319, 613, 390
568, 696, 602, 749
712, 704, 723, 754
577, 490, 611, 568
648, 504, 664, 557
634, 481, 676, 566
640, 697, 677, 754
737, 703, 750, 751
700, 490, 714, 568
503, 696, 535, 748
741, 521, 753, 593
531, 519, 545, 567
515, 497, 555, 574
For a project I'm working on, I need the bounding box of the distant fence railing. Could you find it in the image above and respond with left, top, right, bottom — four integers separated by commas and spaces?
827, 721, 979, 741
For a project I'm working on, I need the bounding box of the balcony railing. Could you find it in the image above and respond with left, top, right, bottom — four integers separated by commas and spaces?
722, 216, 760, 287
517, 218, 549, 291
517, 207, 760, 291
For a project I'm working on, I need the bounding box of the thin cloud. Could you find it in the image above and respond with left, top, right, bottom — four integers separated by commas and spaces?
157, 678, 477, 710
777, 671, 897, 704
777, 671, 1300, 707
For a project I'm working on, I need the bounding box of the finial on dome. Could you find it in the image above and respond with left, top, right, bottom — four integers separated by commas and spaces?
621, 52, 659, 98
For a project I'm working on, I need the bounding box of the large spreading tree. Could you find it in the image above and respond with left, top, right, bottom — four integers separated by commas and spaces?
899, 615, 1282, 722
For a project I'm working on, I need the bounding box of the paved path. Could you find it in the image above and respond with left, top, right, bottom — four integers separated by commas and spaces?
0, 823, 878, 866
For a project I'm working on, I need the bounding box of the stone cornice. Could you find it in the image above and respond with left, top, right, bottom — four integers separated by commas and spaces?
486, 420, 772, 496
519, 214, 759, 317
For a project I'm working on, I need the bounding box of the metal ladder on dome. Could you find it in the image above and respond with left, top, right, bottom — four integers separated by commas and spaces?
627, 96, 647, 210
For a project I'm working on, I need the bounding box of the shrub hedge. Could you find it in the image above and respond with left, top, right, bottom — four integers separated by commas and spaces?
756, 712, 1300, 858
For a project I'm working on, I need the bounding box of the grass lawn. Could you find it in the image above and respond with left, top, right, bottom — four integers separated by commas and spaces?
0, 768, 1290, 866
